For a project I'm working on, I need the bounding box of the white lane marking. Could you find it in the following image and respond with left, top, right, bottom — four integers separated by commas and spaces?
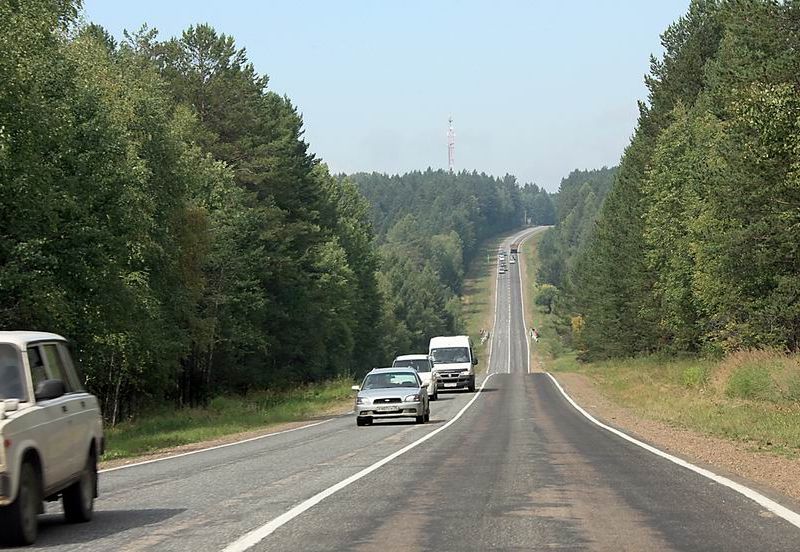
544, 372, 800, 529
507, 289, 511, 374
222, 373, 497, 552
100, 419, 334, 474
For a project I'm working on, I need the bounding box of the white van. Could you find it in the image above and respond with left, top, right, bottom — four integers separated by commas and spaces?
428, 335, 477, 392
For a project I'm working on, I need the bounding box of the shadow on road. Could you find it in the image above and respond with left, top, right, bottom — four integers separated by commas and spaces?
11, 508, 186, 549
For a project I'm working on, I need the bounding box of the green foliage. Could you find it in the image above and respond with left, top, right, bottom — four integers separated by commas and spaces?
546, 0, 800, 359
535, 285, 560, 315
0, 3, 389, 420
726, 365, 777, 401
681, 365, 709, 388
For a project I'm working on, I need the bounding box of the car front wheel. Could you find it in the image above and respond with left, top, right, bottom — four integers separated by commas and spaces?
0, 462, 40, 546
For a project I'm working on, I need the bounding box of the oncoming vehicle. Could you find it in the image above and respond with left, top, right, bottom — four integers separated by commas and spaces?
352, 368, 430, 426
392, 354, 438, 400
0, 332, 104, 546
429, 335, 477, 392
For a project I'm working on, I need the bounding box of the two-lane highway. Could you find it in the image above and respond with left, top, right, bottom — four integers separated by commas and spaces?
16, 227, 800, 551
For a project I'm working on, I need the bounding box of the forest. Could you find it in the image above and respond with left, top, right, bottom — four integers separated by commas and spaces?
538, 0, 800, 360
0, 1, 555, 422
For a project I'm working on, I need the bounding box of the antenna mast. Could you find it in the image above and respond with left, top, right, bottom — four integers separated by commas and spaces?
447, 116, 455, 173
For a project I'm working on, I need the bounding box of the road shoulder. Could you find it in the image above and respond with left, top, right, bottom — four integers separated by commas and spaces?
100, 406, 351, 471
550, 371, 800, 505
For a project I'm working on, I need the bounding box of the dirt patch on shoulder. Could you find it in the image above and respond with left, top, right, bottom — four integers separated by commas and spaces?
551, 372, 800, 504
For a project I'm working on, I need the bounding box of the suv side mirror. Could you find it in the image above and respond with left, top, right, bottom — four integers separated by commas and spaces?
35, 379, 66, 401
351, 385, 360, 392
472, 357, 479, 365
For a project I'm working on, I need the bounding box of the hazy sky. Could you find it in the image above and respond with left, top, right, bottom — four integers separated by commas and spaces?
82, 1, 689, 191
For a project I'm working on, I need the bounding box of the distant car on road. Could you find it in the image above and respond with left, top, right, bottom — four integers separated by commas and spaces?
392, 354, 438, 400
0, 332, 104, 546
352, 368, 430, 426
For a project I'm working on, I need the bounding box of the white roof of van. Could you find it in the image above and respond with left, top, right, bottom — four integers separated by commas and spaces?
429, 335, 470, 348
394, 354, 430, 361
0, 331, 66, 348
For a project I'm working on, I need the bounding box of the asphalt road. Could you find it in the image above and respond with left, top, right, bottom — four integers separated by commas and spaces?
13, 227, 800, 551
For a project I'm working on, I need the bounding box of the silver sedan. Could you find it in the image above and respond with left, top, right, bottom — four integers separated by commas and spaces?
353, 368, 430, 426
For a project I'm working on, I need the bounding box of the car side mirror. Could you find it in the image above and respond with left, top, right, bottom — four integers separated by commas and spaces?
472, 357, 479, 365
351, 385, 360, 392
35, 379, 66, 401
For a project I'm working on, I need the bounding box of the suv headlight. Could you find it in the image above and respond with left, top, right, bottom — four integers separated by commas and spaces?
404, 394, 420, 402
356, 396, 371, 405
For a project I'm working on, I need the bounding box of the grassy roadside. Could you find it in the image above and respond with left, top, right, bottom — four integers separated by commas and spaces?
551, 353, 800, 458
519, 230, 572, 369
519, 232, 800, 459
103, 378, 353, 461
461, 235, 504, 372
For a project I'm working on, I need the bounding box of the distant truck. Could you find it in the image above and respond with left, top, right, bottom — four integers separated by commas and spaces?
510, 243, 519, 254
428, 335, 477, 392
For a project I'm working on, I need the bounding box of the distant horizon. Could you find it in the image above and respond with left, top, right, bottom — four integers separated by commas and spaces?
338, 165, 618, 191
83, 1, 690, 191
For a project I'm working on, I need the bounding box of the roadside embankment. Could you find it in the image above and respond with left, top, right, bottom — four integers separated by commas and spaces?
101, 378, 353, 465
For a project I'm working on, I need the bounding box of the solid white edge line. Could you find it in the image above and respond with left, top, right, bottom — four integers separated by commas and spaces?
544, 372, 800, 529
100, 418, 334, 474
222, 372, 496, 552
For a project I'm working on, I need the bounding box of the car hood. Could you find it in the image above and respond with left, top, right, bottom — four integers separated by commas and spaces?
359, 388, 422, 399
433, 362, 472, 372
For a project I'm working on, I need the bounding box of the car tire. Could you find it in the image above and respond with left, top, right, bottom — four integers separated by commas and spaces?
63, 451, 97, 523
430, 388, 438, 401
467, 376, 476, 392
0, 461, 40, 546
356, 417, 366, 426
424, 408, 430, 423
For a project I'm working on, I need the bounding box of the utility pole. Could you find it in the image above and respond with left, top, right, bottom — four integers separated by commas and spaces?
447, 116, 455, 173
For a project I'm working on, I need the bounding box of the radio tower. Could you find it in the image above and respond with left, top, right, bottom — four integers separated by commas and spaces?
447, 116, 455, 173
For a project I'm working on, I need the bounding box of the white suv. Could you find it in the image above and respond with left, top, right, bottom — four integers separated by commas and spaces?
0, 332, 104, 545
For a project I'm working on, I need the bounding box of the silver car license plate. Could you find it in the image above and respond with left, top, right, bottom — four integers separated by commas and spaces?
376, 405, 398, 412
444, 383, 457, 388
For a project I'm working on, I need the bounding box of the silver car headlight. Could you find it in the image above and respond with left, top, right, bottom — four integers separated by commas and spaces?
461, 370, 471, 375
404, 394, 421, 402
356, 396, 371, 405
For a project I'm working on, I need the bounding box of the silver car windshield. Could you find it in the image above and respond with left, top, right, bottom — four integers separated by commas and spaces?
430, 347, 470, 364
362, 372, 419, 389
393, 359, 431, 373
0, 343, 27, 401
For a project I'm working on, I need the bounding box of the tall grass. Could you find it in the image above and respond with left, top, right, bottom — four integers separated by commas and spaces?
556, 351, 800, 457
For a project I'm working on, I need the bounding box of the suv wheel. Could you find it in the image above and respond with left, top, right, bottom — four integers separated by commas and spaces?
0, 462, 40, 546
467, 376, 476, 392
63, 451, 96, 523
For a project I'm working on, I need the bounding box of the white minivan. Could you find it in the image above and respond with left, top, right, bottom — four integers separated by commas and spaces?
428, 335, 477, 392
